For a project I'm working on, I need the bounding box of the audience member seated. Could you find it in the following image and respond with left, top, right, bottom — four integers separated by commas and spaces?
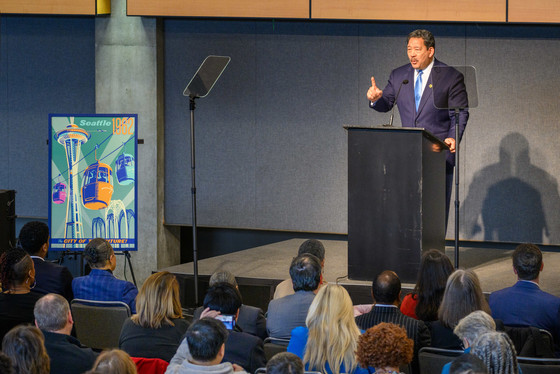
449, 354, 488, 374
489, 243, 560, 351
357, 322, 414, 374
273, 239, 326, 300
0, 352, 13, 374
267, 352, 304, 374
193, 270, 267, 340
19, 221, 73, 301
288, 284, 368, 374
267, 254, 322, 340
119, 271, 189, 362
72, 238, 138, 313
86, 349, 138, 374
430, 269, 492, 350
0, 248, 43, 341
34, 293, 98, 374
166, 318, 248, 374
471, 332, 519, 374
202, 283, 266, 373
441, 311, 496, 374
355, 270, 430, 374
400, 249, 454, 321
1, 325, 50, 374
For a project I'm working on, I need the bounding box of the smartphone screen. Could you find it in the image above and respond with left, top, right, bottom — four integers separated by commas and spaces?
216, 315, 235, 330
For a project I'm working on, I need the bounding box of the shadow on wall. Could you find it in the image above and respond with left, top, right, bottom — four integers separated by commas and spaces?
462, 132, 560, 244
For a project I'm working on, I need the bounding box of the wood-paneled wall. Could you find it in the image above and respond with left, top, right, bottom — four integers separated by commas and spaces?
0, 0, 110, 15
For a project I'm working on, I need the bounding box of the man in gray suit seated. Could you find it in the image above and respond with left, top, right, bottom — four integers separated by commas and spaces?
266, 254, 322, 340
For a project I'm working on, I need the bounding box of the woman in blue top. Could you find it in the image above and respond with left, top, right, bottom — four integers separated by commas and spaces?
287, 284, 370, 374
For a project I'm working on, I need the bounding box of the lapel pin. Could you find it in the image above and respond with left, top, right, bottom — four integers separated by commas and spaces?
429, 84, 433, 88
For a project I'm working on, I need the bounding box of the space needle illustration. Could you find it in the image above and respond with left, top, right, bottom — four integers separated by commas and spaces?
55, 119, 90, 242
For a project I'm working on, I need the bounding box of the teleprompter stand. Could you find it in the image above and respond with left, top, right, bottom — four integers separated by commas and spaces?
183, 56, 231, 305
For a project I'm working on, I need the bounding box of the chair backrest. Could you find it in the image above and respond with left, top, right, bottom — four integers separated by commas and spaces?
418, 347, 463, 374
518, 356, 560, 374
131, 357, 169, 374
70, 298, 131, 350
503, 325, 556, 358
263, 337, 290, 361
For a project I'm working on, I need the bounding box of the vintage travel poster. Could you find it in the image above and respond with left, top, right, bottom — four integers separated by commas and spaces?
49, 114, 138, 251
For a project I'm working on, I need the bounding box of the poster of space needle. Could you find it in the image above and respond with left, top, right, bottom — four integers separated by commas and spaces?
48, 114, 138, 251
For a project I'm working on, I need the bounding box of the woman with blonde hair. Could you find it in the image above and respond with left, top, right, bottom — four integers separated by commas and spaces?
119, 271, 189, 361
287, 284, 368, 374
86, 349, 137, 374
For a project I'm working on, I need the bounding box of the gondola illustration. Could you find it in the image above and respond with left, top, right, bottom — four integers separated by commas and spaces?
81, 149, 114, 210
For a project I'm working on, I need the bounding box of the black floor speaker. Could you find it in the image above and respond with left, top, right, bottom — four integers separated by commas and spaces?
0, 190, 16, 253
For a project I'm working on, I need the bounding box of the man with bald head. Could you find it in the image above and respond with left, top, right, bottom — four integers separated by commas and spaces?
355, 270, 430, 374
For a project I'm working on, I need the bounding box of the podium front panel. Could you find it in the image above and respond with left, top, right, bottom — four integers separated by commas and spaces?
347, 127, 445, 283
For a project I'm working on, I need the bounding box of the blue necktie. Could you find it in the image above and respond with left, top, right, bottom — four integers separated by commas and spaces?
415, 70, 423, 111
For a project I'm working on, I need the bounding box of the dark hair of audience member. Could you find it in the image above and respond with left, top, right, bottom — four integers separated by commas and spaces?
0, 352, 14, 374
449, 354, 488, 374
203, 283, 242, 315
83, 238, 113, 268
186, 318, 228, 362
0, 247, 34, 291
438, 269, 491, 329
289, 254, 322, 292
372, 270, 401, 304
413, 249, 454, 321
357, 322, 413, 370
297, 239, 325, 262
267, 352, 304, 374
512, 243, 542, 281
132, 271, 182, 329
34, 294, 69, 331
18, 222, 49, 256
471, 332, 518, 374
86, 349, 137, 374
1, 325, 50, 374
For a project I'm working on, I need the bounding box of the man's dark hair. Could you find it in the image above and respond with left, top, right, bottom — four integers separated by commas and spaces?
18, 221, 49, 255
267, 352, 304, 374
407, 29, 435, 50
512, 243, 542, 280
449, 353, 488, 374
203, 283, 242, 315
289, 254, 322, 292
297, 239, 325, 262
372, 270, 401, 304
186, 318, 229, 362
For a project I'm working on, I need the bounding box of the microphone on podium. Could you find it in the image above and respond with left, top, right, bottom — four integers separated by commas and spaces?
386, 79, 409, 127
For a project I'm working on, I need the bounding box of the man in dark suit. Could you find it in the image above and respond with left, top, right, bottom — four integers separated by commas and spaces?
34, 293, 98, 374
367, 29, 469, 221
355, 270, 430, 374
193, 269, 267, 340
203, 283, 266, 373
19, 221, 73, 301
489, 243, 560, 351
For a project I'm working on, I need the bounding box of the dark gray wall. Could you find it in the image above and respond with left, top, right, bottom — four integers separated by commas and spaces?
0, 15, 96, 218
164, 21, 560, 245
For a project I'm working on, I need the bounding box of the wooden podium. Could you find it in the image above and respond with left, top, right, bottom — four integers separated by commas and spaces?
346, 126, 447, 283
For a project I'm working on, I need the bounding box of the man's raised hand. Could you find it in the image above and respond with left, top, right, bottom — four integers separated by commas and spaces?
367, 76, 383, 102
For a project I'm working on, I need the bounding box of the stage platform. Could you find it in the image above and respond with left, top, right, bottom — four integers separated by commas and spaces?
159, 239, 560, 311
